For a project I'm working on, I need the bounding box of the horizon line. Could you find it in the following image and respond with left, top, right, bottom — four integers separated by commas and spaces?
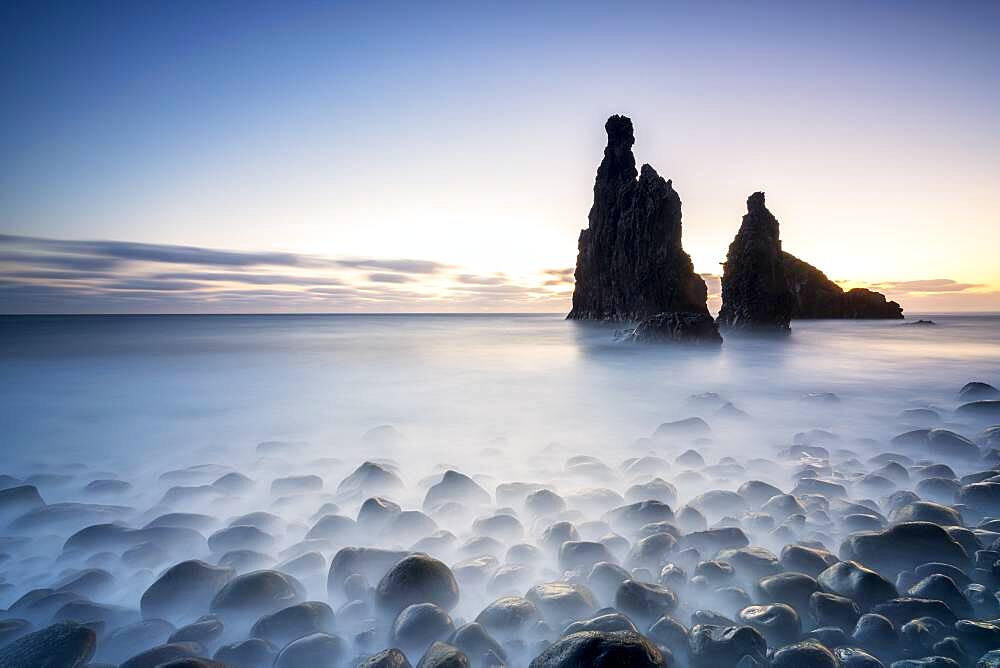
3, 311, 1000, 318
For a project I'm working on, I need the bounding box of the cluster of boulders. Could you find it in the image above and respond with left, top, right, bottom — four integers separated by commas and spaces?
0, 383, 999, 666
568, 115, 904, 343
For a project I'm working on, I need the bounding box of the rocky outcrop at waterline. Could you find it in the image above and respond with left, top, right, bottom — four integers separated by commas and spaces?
715, 192, 903, 329
567, 115, 712, 327
717, 192, 794, 333
624, 312, 723, 346
782, 252, 904, 319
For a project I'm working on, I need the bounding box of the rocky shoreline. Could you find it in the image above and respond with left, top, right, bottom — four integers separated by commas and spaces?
0, 382, 999, 666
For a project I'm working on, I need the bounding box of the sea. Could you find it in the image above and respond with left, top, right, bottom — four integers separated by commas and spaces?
0, 312, 999, 635
1, 313, 997, 479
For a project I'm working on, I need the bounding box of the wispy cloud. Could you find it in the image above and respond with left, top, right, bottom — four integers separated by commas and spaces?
0, 234, 313, 268
699, 273, 722, 315
0, 250, 125, 272
4, 269, 116, 281
0, 234, 451, 275
104, 279, 206, 292
542, 267, 574, 287
151, 271, 344, 286
0, 233, 566, 313
455, 273, 508, 286
367, 273, 413, 284
870, 278, 986, 293
336, 258, 450, 274
700, 273, 721, 296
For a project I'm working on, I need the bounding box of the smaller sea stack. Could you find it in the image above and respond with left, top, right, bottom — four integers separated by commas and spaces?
717, 192, 794, 333
783, 253, 904, 319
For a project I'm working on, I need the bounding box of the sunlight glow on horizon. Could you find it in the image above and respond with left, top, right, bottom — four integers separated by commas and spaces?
1, 1, 998, 313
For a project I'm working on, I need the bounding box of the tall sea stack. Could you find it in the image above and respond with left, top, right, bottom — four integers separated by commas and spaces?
718, 192, 794, 333
568, 116, 711, 325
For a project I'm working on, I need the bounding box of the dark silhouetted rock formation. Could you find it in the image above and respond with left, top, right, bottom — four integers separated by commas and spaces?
718, 192, 794, 333
570, 118, 904, 335
625, 312, 722, 345
568, 116, 710, 324
782, 252, 904, 319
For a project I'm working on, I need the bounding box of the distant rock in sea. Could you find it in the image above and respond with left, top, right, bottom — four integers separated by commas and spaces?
782, 252, 904, 319
718, 192, 794, 333
568, 116, 713, 333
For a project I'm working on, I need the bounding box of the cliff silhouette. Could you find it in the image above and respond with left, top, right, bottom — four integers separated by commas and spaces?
568, 115, 904, 340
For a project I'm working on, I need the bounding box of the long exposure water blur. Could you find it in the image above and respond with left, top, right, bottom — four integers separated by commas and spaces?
1, 313, 998, 666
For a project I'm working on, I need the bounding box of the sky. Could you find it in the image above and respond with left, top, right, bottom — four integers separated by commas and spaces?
2, 1, 999, 314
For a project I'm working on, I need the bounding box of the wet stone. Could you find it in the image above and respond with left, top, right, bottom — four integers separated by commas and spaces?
811, 591, 862, 631
525, 582, 597, 625
168, 618, 224, 646
328, 547, 410, 599
449, 623, 506, 665
563, 611, 637, 635
416, 641, 470, 668
475, 596, 541, 638
0, 621, 96, 668
392, 603, 454, 656
737, 603, 800, 645
141, 561, 234, 623
212, 638, 277, 668
837, 646, 887, 667
97, 619, 176, 664
118, 641, 203, 668
818, 561, 899, 611
272, 632, 346, 668
528, 630, 666, 668
423, 471, 490, 511
558, 540, 617, 572
852, 613, 899, 659
376, 554, 460, 616
249, 601, 336, 647
613, 580, 678, 624
687, 624, 767, 668
358, 648, 414, 668
209, 570, 305, 619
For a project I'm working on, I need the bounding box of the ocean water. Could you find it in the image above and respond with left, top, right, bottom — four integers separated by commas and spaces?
1, 313, 998, 477
0, 313, 999, 661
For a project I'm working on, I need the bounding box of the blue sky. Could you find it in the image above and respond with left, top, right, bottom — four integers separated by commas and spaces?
2, 1, 999, 312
